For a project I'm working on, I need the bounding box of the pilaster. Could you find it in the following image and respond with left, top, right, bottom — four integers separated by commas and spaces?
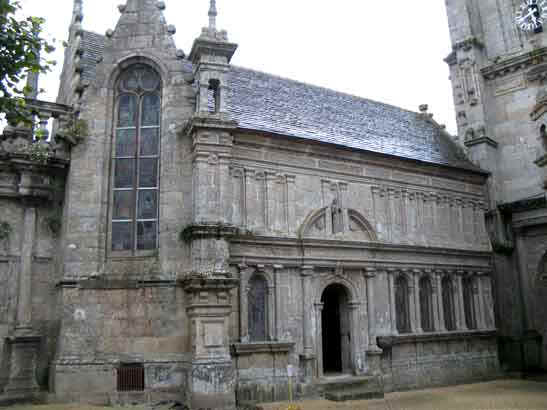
181, 276, 239, 410
300, 265, 315, 382
365, 268, 381, 352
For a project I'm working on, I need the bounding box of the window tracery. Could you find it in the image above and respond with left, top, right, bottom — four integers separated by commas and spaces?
112, 65, 161, 252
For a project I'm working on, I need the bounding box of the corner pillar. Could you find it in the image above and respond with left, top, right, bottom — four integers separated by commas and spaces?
182, 276, 239, 410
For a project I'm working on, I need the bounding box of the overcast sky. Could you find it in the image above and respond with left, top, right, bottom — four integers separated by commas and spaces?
20, 0, 458, 134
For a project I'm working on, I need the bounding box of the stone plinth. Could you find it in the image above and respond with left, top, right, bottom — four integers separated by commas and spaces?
4, 334, 41, 397
181, 276, 239, 410
535, 154, 547, 189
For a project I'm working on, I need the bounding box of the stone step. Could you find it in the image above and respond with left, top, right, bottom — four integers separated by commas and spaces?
316, 375, 384, 402
324, 387, 384, 402
317, 375, 376, 392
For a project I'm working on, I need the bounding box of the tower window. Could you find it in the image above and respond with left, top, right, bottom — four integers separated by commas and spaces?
112, 65, 161, 252
208, 79, 220, 113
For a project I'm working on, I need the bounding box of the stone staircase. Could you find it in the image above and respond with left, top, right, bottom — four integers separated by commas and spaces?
316, 375, 384, 402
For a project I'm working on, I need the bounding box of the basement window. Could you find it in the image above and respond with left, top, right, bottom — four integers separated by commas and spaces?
117, 363, 145, 392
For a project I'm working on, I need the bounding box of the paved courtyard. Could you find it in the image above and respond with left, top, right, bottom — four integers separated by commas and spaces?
259, 380, 547, 410
2, 380, 546, 410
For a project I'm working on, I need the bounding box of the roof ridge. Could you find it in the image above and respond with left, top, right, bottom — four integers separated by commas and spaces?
230, 64, 423, 118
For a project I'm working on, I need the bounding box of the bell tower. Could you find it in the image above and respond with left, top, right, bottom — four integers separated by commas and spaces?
445, 0, 547, 372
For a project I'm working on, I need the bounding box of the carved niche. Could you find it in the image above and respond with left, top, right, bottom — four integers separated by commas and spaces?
298, 207, 377, 242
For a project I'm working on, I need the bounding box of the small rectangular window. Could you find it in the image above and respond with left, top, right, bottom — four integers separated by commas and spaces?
117, 363, 145, 392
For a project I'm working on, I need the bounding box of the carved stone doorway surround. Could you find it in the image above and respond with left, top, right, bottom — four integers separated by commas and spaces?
314, 274, 363, 379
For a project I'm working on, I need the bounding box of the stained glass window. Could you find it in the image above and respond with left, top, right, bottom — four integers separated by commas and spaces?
248, 275, 268, 341
419, 276, 434, 332
112, 65, 161, 252
395, 275, 411, 334
442, 277, 457, 331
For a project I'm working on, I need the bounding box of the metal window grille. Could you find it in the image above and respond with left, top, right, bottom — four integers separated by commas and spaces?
117, 363, 145, 392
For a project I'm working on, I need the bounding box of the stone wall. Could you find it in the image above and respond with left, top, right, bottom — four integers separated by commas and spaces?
379, 333, 499, 392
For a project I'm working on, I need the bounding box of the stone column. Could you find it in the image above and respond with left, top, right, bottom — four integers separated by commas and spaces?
483, 274, 496, 330
456, 271, 468, 331
435, 270, 446, 331
387, 268, 398, 335
348, 301, 363, 375
5, 205, 40, 396
301, 266, 314, 356
406, 270, 417, 333
273, 265, 284, 341
428, 269, 440, 331
267, 277, 276, 341
238, 264, 254, 342
475, 273, 486, 330
286, 175, 296, 235
413, 269, 423, 333
301, 266, 315, 381
365, 268, 380, 351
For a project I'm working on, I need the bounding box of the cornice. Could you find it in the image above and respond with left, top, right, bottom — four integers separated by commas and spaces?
481, 47, 547, 80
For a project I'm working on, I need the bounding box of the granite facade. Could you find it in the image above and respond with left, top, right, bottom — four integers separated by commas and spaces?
0, 0, 508, 408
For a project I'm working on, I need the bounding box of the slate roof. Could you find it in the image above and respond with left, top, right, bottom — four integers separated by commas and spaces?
80, 31, 105, 83
78, 32, 482, 173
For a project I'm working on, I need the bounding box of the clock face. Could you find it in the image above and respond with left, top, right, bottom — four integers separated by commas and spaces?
516, 0, 547, 31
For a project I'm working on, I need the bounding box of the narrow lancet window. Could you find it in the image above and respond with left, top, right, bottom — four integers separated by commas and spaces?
395, 275, 411, 334
248, 275, 268, 341
112, 65, 161, 252
419, 276, 434, 332
442, 276, 457, 331
463, 276, 477, 330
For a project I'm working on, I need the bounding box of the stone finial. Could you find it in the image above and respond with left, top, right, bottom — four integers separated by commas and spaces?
209, 0, 218, 31
419, 104, 429, 113
167, 25, 176, 35
176, 49, 186, 59
156, 1, 166, 10
118, 4, 126, 13
105, 29, 114, 38
72, 0, 83, 23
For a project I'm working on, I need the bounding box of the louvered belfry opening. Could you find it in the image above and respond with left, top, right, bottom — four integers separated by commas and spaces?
117, 363, 145, 392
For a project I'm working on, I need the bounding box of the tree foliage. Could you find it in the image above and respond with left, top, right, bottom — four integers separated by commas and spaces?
0, 0, 55, 125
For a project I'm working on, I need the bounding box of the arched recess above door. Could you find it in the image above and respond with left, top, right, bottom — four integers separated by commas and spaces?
298, 207, 377, 242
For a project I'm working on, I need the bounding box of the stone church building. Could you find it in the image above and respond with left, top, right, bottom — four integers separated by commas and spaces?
0, 0, 543, 407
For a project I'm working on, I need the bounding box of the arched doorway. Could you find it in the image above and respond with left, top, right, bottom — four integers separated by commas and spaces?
321, 284, 351, 375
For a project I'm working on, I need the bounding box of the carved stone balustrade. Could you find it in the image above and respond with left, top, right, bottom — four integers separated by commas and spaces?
0, 99, 74, 202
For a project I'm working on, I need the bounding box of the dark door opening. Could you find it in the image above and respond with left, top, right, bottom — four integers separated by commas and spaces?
321, 284, 350, 374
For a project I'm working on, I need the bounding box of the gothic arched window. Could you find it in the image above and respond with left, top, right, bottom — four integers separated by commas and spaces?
112, 65, 161, 252
419, 276, 434, 332
463, 277, 477, 329
248, 275, 268, 341
442, 276, 456, 331
395, 275, 411, 334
